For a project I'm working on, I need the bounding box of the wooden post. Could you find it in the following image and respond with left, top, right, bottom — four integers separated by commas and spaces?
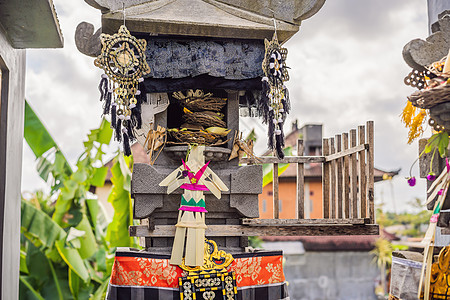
335, 134, 343, 219
297, 139, 305, 219
350, 129, 358, 218
330, 138, 336, 218
322, 138, 330, 218
273, 163, 279, 219
343, 133, 350, 218
367, 121, 375, 223
358, 125, 367, 218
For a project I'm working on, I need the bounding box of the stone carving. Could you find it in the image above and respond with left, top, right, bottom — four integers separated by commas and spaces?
145, 38, 264, 80
403, 13, 450, 70
75, 22, 102, 57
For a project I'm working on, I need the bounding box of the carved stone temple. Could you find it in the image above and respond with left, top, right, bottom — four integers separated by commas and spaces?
77, 0, 326, 255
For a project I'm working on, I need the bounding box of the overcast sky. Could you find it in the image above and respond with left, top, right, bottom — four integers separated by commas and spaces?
22, 0, 430, 212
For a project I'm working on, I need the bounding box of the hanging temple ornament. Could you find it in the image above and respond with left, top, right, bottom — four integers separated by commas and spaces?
258, 28, 290, 159
95, 25, 151, 156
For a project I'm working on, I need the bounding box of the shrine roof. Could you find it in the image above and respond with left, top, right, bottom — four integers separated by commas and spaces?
87, 0, 325, 42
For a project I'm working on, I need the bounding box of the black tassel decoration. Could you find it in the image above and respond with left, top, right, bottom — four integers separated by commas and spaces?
126, 121, 135, 140
258, 78, 271, 123
115, 120, 122, 142
103, 91, 112, 115
260, 35, 291, 158
111, 105, 116, 129
136, 102, 142, 129
131, 96, 142, 129
98, 76, 108, 102
267, 109, 275, 150
244, 91, 255, 117
275, 134, 285, 159
138, 79, 147, 103
123, 133, 131, 156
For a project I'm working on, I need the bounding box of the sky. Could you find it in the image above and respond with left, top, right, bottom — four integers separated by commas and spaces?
23, 0, 430, 213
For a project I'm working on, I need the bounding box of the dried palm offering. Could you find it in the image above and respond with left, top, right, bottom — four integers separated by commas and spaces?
173, 89, 226, 112
167, 128, 229, 146
182, 108, 226, 128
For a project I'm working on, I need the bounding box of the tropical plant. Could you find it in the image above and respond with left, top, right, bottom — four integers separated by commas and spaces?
262, 146, 293, 187
20, 100, 137, 299
376, 199, 432, 238
370, 237, 393, 296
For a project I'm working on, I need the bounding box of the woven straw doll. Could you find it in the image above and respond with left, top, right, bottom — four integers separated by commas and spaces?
159, 145, 228, 266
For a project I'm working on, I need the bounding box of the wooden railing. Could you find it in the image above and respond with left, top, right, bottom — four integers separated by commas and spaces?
240, 121, 377, 234
130, 121, 378, 239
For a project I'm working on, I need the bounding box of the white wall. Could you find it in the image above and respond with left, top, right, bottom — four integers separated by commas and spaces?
0, 26, 26, 300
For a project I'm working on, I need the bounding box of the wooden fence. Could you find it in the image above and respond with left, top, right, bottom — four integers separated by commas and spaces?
240, 121, 377, 235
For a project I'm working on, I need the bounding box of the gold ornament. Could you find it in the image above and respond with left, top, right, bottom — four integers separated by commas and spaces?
94, 25, 151, 156
259, 31, 291, 159
95, 25, 150, 83
180, 239, 234, 275
178, 239, 237, 300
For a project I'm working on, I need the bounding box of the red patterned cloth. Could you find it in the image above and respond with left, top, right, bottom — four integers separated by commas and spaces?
110, 250, 285, 288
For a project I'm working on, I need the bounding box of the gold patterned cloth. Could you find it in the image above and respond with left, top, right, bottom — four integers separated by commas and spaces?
106, 249, 288, 300
110, 250, 285, 288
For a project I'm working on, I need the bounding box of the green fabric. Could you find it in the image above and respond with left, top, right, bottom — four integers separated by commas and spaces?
434, 202, 441, 215
181, 195, 205, 208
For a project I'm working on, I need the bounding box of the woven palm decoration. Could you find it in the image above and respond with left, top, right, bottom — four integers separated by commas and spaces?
95, 25, 151, 156
259, 32, 290, 159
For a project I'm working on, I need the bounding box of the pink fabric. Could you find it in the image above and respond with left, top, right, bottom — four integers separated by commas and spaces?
180, 183, 208, 191
178, 206, 208, 212
181, 160, 210, 181
431, 213, 439, 223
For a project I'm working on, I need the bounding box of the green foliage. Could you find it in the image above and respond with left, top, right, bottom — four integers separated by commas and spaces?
371, 237, 393, 295
21, 103, 137, 299
262, 147, 293, 187
370, 238, 393, 269
245, 129, 257, 142
21, 200, 66, 249
106, 154, 136, 248
24, 101, 58, 157
376, 199, 431, 238
248, 236, 263, 248
424, 132, 449, 158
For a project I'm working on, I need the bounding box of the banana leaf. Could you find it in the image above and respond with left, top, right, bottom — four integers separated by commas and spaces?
24, 100, 72, 175
20, 276, 45, 300
106, 154, 135, 247
262, 146, 293, 187
85, 119, 113, 152
55, 239, 89, 282
20, 250, 29, 274
24, 100, 57, 158
21, 200, 66, 249
68, 269, 80, 300
91, 279, 109, 300
74, 215, 97, 259
91, 167, 108, 187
